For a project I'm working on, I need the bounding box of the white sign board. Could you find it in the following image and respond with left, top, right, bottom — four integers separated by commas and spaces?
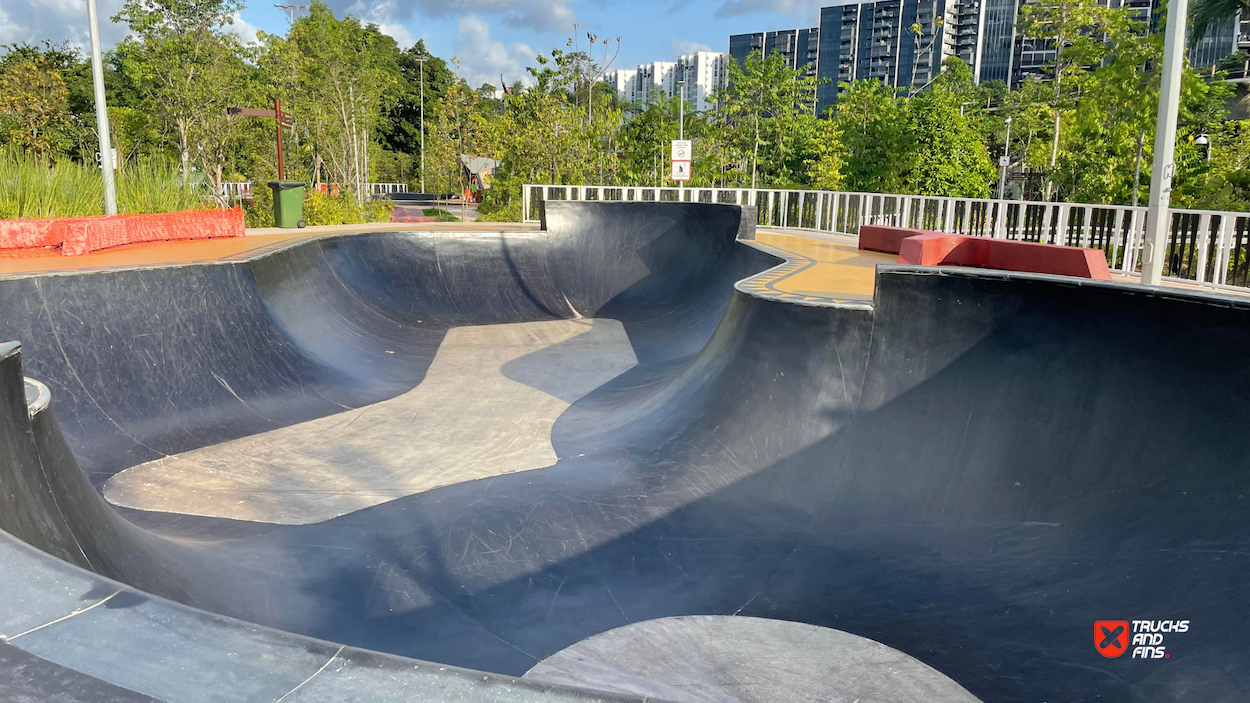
999, 155, 1010, 167
671, 140, 692, 161
670, 160, 691, 181
96, 148, 120, 170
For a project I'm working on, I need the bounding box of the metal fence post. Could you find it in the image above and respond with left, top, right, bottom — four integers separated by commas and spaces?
1195, 213, 1212, 283
1214, 215, 1235, 285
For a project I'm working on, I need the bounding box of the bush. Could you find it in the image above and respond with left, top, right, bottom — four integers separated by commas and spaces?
242, 188, 393, 228
304, 190, 393, 225
476, 201, 522, 222
243, 183, 274, 227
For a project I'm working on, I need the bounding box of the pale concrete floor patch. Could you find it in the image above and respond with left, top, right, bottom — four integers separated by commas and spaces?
104, 319, 637, 525
524, 615, 982, 703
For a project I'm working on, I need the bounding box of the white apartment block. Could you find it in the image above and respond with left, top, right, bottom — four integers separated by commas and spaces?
605, 52, 729, 112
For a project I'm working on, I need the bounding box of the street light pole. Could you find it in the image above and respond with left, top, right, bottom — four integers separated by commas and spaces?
678, 78, 685, 194
1142, 0, 1189, 285
998, 116, 1013, 199
86, 0, 117, 215
417, 54, 427, 194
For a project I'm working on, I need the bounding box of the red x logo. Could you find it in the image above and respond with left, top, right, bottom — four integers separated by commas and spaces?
1095, 620, 1129, 658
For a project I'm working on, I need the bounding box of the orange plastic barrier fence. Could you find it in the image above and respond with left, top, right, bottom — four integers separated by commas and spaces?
0, 208, 244, 256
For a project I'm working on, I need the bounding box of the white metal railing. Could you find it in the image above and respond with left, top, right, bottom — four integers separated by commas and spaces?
221, 181, 251, 202
369, 182, 408, 194
522, 185, 1250, 291
218, 181, 408, 201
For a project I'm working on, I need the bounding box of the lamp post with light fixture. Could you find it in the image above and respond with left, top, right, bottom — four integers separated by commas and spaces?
86, 0, 117, 215
678, 78, 686, 194
1196, 133, 1210, 162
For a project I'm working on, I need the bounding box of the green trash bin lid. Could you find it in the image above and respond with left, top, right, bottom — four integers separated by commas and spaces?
267, 180, 305, 190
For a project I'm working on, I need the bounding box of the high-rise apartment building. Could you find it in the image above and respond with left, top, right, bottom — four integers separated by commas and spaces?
814, 0, 958, 116
728, 28, 821, 77
605, 52, 729, 112
768, 0, 1249, 116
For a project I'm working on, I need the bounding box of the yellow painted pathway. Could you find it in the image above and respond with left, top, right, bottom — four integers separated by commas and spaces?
744, 230, 893, 305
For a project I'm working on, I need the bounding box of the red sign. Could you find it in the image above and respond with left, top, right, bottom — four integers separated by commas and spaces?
1094, 620, 1129, 658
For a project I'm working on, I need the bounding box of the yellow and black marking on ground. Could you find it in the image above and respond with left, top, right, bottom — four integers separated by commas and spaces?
739, 230, 892, 306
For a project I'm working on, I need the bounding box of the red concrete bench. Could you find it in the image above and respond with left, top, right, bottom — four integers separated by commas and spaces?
858, 225, 934, 255
858, 225, 1111, 281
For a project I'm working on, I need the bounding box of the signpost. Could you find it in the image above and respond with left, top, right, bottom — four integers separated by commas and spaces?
227, 99, 293, 179
671, 139, 691, 183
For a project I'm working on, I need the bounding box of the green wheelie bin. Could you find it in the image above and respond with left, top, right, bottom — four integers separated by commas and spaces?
268, 180, 306, 228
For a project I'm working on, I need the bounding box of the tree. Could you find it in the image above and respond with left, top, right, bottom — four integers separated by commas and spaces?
719, 50, 820, 188
1018, 0, 1117, 198
1190, 0, 1247, 49
113, 0, 252, 188
907, 17, 945, 96
618, 90, 680, 186
802, 117, 845, 190
262, 2, 399, 194
905, 89, 996, 196
377, 40, 456, 184
834, 80, 912, 193
0, 56, 73, 156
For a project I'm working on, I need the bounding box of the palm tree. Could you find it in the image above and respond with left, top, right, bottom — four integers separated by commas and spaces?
1189, 0, 1244, 49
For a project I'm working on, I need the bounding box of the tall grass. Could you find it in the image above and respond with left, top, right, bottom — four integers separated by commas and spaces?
0, 147, 207, 219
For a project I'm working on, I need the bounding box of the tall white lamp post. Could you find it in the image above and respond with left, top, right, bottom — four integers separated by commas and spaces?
677, 79, 685, 194
998, 117, 1013, 199
416, 53, 427, 194
87, 0, 117, 215
1142, 0, 1189, 285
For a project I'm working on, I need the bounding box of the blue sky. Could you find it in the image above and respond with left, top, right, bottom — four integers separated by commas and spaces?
1, 0, 826, 89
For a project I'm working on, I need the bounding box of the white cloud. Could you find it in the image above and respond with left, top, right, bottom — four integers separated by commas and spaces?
377, 22, 415, 47
329, 0, 575, 33
226, 13, 260, 45
714, 0, 825, 19
670, 39, 714, 58
453, 15, 535, 91
0, 0, 128, 49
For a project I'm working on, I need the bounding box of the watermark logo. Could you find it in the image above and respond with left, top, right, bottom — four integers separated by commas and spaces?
1095, 620, 1188, 659
1095, 620, 1129, 658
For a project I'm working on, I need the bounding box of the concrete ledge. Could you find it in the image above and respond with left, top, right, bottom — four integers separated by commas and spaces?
898, 232, 1112, 280
858, 224, 934, 254
860, 225, 1111, 280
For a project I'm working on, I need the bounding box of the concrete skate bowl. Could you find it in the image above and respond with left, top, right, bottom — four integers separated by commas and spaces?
0, 201, 1247, 702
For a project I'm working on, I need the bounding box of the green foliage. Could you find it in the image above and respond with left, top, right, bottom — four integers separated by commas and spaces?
262, 1, 399, 194
10, 0, 1250, 223
302, 190, 392, 225
829, 64, 995, 197
476, 201, 522, 222
835, 80, 913, 193
0, 146, 205, 218
243, 188, 393, 227
243, 183, 273, 227
716, 50, 823, 188
0, 55, 74, 156
378, 41, 456, 166
116, 158, 210, 213
113, 0, 254, 194
906, 90, 996, 197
